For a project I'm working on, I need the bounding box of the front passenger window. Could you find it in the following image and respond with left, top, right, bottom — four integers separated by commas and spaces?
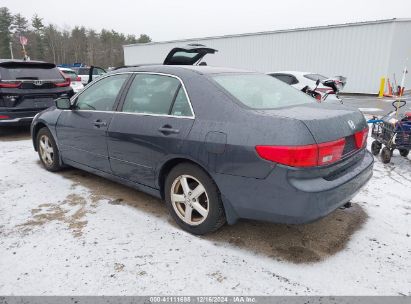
75, 74, 129, 111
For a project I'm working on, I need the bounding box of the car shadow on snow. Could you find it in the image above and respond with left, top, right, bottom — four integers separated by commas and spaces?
207, 205, 367, 264
57, 167, 367, 264
0, 126, 31, 141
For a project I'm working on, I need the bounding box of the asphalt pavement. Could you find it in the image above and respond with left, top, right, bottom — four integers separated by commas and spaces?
341, 93, 411, 117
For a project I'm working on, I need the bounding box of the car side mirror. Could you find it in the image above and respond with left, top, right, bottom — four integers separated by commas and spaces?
55, 97, 71, 110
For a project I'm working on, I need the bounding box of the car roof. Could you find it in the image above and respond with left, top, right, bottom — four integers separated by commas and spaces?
0, 59, 47, 64
267, 71, 312, 76
113, 65, 254, 76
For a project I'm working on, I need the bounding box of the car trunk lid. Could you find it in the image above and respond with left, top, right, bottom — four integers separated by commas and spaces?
257, 103, 367, 154
163, 44, 217, 65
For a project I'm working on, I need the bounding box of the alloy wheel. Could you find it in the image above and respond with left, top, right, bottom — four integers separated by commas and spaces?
39, 135, 54, 166
170, 174, 209, 226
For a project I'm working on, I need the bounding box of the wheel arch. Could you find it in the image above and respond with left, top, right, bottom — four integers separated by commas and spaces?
157, 157, 211, 200
32, 122, 49, 151
157, 157, 239, 225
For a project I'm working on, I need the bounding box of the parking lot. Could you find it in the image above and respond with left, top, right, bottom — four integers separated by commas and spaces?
0, 96, 410, 295
342, 93, 411, 116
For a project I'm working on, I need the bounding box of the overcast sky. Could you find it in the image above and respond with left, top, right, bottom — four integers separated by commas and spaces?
2, 0, 411, 41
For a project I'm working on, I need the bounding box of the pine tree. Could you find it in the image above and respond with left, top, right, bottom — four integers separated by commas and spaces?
10, 13, 29, 59
137, 34, 151, 43
31, 14, 45, 59
0, 7, 14, 58
1, 8, 152, 65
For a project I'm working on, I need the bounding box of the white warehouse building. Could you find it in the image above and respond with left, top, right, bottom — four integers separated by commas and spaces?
123, 19, 411, 93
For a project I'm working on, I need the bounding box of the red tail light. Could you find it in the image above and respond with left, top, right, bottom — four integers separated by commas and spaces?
0, 81, 21, 88
354, 127, 369, 149
0, 115, 10, 119
256, 138, 346, 167
76, 76, 81, 82
317, 139, 345, 165
255, 144, 318, 167
55, 77, 71, 87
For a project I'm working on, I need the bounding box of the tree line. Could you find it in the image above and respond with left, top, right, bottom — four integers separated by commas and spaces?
0, 7, 151, 68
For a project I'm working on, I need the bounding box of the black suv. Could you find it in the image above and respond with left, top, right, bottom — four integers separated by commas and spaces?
0, 60, 73, 126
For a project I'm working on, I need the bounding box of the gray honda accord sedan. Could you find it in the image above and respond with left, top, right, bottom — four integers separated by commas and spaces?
31, 64, 373, 234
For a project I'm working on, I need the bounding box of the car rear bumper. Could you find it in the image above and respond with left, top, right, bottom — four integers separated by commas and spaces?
0, 110, 41, 126
213, 150, 374, 224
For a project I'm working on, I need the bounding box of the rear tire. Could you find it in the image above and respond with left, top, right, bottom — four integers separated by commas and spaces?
381, 147, 391, 164
36, 128, 63, 172
399, 149, 409, 157
371, 140, 381, 156
164, 163, 226, 235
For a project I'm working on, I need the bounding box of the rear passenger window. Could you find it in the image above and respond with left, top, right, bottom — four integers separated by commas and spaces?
171, 87, 193, 117
122, 74, 191, 116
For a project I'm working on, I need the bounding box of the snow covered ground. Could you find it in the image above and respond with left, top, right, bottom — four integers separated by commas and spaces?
0, 130, 410, 295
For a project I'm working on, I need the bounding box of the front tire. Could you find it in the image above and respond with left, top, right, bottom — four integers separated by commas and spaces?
36, 128, 63, 172
164, 163, 226, 235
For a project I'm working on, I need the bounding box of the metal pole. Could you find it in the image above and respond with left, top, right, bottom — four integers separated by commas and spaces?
9, 41, 14, 59
22, 44, 27, 61
395, 58, 408, 118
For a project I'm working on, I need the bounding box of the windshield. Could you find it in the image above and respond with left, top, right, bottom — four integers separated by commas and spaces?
304, 73, 328, 82
212, 74, 315, 109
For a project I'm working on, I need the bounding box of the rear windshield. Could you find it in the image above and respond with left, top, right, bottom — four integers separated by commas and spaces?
212, 74, 315, 109
61, 70, 78, 80
304, 73, 327, 82
0, 66, 64, 81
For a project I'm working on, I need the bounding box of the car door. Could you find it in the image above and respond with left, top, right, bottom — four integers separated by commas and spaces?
107, 73, 195, 188
56, 73, 131, 173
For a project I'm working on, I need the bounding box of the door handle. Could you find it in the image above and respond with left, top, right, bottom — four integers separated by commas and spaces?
158, 125, 180, 135
93, 119, 107, 127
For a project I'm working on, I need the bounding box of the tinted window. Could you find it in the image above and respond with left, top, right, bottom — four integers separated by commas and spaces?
213, 74, 314, 109
77, 68, 90, 75
304, 73, 327, 82
0, 66, 64, 81
93, 68, 105, 75
170, 87, 193, 117
270, 74, 298, 85
122, 74, 181, 115
61, 70, 78, 80
75, 74, 129, 111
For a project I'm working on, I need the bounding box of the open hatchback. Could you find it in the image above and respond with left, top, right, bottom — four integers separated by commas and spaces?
163, 44, 217, 65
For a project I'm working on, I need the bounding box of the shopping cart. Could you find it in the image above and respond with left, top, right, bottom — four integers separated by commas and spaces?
370, 100, 411, 163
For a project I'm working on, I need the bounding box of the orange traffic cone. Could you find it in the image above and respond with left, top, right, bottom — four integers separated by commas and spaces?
384, 78, 393, 97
